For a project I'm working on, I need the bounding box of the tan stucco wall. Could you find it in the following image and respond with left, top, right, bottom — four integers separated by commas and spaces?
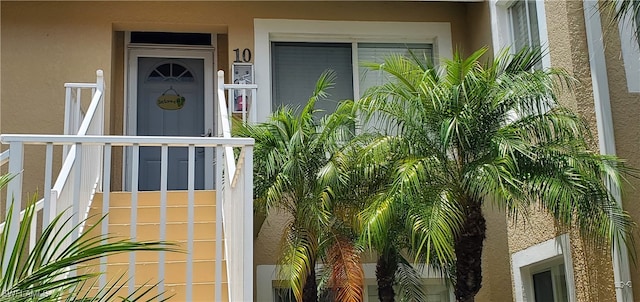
599, 3, 640, 301
1, 1, 512, 299
1, 0, 472, 201
505, 1, 640, 301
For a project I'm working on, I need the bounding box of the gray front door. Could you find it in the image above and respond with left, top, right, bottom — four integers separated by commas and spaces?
136, 57, 205, 190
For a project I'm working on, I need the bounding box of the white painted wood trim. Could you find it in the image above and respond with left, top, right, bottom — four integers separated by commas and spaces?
254, 19, 453, 122
489, 0, 551, 68
511, 234, 575, 302
257, 263, 453, 302
617, 7, 640, 92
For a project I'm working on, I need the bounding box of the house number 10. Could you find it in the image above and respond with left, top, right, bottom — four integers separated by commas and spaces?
233, 48, 252, 63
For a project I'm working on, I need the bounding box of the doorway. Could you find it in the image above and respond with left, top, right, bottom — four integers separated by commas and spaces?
126, 47, 215, 191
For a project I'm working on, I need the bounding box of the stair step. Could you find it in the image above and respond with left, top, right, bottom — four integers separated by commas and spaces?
94, 190, 216, 207
94, 205, 216, 224
100, 260, 226, 284
86, 190, 225, 301
95, 221, 216, 241
105, 239, 222, 262
88, 282, 227, 302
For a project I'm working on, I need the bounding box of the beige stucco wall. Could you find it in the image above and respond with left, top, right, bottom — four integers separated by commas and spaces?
1, 2, 516, 301
506, 1, 640, 301
599, 2, 640, 301
1, 0, 472, 200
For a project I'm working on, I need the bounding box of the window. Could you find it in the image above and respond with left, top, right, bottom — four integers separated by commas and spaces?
254, 19, 453, 122
256, 264, 453, 302
490, 0, 550, 69
365, 282, 451, 302
617, 5, 640, 92
509, 1, 541, 51
511, 234, 576, 302
270, 42, 433, 116
530, 259, 569, 302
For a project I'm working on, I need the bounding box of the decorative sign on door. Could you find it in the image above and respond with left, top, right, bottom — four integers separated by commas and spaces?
157, 86, 186, 110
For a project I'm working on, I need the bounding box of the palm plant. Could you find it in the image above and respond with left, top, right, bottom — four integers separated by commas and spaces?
0, 174, 176, 302
235, 71, 364, 302
357, 47, 635, 302
603, 0, 640, 49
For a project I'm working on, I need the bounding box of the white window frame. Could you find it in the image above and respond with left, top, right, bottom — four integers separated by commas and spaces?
489, 0, 551, 69
256, 263, 453, 302
511, 234, 576, 302
617, 10, 640, 92
254, 19, 453, 122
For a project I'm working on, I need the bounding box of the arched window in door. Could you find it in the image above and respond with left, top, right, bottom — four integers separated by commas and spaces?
147, 62, 195, 82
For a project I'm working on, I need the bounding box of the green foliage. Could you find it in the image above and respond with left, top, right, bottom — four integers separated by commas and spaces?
603, 0, 640, 48
236, 70, 363, 301
357, 46, 635, 300
0, 175, 177, 302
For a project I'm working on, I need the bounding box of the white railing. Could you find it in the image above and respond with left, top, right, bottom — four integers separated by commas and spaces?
220, 71, 258, 125
217, 70, 255, 301
0, 134, 255, 301
63, 76, 101, 159
1, 71, 105, 275
1, 69, 256, 301
54, 71, 105, 244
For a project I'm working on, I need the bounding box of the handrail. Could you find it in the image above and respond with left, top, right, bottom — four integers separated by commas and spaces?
52, 70, 104, 198
0, 150, 9, 166
64, 83, 98, 89
216, 71, 238, 175
216, 70, 254, 301
1, 134, 254, 147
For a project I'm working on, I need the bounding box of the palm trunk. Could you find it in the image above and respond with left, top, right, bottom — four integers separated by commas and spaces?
376, 251, 398, 302
302, 269, 317, 302
454, 200, 486, 302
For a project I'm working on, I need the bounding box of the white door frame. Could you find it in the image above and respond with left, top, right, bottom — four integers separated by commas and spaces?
126, 46, 216, 190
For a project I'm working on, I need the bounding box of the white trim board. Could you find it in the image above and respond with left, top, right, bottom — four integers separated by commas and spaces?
253, 19, 453, 122
618, 12, 640, 92
511, 234, 576, 302
256, 263, 453, 302
489, 0, 551, 69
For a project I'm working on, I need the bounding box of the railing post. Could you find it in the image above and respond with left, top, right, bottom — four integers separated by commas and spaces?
250, 88, 257, 124
242, 145, 254, 301
217, 70, 225, 138
3, 141, 24, 275
96, 69, 104, 93
215, 145, 224, 302
63, 87, 72, 159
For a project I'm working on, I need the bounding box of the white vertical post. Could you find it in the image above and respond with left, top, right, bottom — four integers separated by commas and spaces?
43, 143, 54, 228
215, 145, 223, 302
129, 144, 139, 295
158, 144, 168, 299
71, 143, 83, 243
242, 145, 254, 301
186, 145, 195, 301
100, 144, 112, 289
3, 142, 23, 275
250, 88, 257, 124
241, 89, 247, 123
75, 88, 82, 133
63, 87, 72, 159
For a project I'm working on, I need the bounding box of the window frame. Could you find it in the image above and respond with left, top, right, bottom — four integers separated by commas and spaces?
256, 263, 453, 302
511, 234, 576, 302
254, 19, 453, 122
617, 7, 640, 92
489, 0, 551, 68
